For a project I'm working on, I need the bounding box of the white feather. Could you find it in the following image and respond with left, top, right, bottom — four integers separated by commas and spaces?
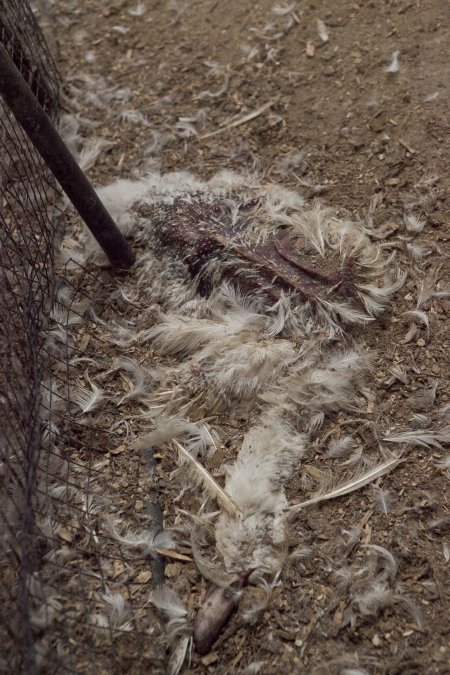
129, 418, 214, 456
383, 427, 448, 449
361, 544, 397, 581
406, 242, 429, 262
385, 50, 401, 73
354, 580, 393, 616
168, 636, 191, 675
216, 418, 305, 574
397, 595, 426, 630
99, 591, 132, 630
371, 485, 396, 516
151, 586, 187, 620
288, 454, 404, 514
443, 542, 450, 563
129, 1, 145, 16
404, 213, 425, 232
284, 350, 368, 414
114, 357, 150, 401
72, 374, 104, 413
78, 138, 110, 171
272, 2, 297, 15
210, 339, 295, 402
143, 310, 265, 357
120, 109, 149, 126
106, 519, 174, 555
436, 455, 450, 477
403, 309, 429, 339
151, 586, 191, 673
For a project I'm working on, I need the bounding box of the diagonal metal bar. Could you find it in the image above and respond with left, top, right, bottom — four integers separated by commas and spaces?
0, 41, 135, 270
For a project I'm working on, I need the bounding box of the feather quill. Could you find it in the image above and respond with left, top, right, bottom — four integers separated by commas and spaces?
327, 435, 354, 458
383, 427, 449, 449
371, 485, 395, 516
173, 440, 241, 518
288, 454, 404, 515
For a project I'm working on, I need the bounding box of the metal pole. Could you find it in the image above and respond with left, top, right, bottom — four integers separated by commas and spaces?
0, 42, 135, 270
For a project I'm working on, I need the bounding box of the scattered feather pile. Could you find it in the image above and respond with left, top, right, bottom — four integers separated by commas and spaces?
42, 169, 448, 669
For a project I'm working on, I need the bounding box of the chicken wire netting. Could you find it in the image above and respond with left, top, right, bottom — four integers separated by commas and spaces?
5, 3, 449, 674
0, 0, 61, 670
1, 4, 157, 673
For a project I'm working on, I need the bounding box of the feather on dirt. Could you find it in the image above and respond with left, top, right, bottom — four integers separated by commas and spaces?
58, 169, 434, 660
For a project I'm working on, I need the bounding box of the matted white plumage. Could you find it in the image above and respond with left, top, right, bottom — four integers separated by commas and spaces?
48, 169, 448, 666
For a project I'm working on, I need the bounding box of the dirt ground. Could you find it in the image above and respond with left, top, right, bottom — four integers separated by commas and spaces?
40, 0, 449, 672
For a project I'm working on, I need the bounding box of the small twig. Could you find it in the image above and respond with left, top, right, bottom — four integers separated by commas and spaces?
200, 99, 279, 139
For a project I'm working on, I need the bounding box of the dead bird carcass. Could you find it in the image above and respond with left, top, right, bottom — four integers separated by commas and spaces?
68, 170, 407, 658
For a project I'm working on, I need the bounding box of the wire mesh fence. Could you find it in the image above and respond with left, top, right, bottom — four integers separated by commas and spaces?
2, 2, 448, 673
1, 1, 61, 671
1, 4, 167, 672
